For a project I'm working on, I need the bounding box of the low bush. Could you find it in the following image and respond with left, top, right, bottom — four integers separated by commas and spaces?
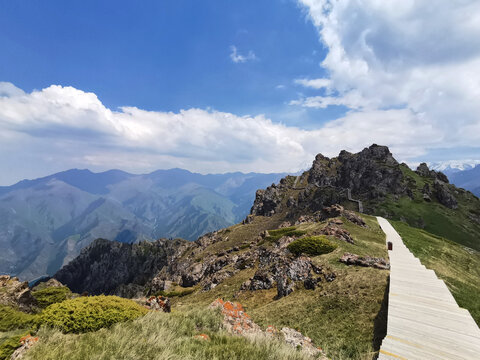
32, 286, 72, 308
0, 330, 30, 360
155, 288, 195, 298
40, 295, 148, 333
0, 305, 38, 332
266, 227, 307, 242
287, 236, 337, 256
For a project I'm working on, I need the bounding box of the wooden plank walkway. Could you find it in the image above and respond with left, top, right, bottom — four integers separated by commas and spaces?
376, 216, 480, 360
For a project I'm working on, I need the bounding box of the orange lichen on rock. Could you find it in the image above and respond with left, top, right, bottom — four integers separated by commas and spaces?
11, 334, 39, 360
193, 333, 211, 341
210, 299, 327, 359
19, 335, 39, 345
210, 298, 261, 335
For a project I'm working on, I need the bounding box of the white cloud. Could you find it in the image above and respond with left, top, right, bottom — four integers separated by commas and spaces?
230, 45, 257, 63
294, 78, 330, 90
295, 0, 480, 147
0, 82, 453, 185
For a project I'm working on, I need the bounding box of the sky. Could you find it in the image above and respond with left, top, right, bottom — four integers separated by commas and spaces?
1, 0, 479, 185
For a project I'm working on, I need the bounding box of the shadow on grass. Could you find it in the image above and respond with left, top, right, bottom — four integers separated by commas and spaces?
372, 276, 389, 359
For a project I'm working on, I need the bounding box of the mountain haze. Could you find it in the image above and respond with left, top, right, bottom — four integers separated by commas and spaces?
448, 165, 480, 197
0, 168, 285, 281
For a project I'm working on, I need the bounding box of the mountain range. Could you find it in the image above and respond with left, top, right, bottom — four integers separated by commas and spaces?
0, 168, 285, 281
447, 164, 480, 197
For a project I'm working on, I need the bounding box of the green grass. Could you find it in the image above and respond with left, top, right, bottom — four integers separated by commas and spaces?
265, 227, 307, 242
31, 286, 73, 308
24, 309, 313, 360
0, 329, 31, 360
40, 296, 148, 333
391, 220, 480, 325
0, 306, 38, 332
372, 165, 480, 250
287, 236, 337, 256
155, 288, 195, 298
173, 214, 389, 360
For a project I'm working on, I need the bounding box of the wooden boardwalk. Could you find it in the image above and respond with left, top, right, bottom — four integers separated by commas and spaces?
376, 217, 480, 360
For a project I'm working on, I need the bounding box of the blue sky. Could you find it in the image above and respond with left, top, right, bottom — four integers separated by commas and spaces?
0, 0, 343, 126
1, 0, 479, 185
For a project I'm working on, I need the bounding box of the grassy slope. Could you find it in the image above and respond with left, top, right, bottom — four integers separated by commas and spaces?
24, 310, 311, 360
173, 214, 389, 360
370, 165, 480, 250
390, 220, 480, 325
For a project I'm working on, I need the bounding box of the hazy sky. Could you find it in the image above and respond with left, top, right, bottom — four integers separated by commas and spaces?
1, 0, 479, 185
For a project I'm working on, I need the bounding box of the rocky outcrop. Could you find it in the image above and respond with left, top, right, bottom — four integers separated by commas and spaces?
251, 184, 283, 216
54, 238, 189, 296
339, 253, 390, 270
210, 299, 327, 359
320, 221, 354, 244
0, 275, 37, 312
145, 295, 171, 312
434, 179, 458, 209
241, 243, 329, 299
10, 335, 39, 360
251, 145, 409, 217
416, 163, 449, 183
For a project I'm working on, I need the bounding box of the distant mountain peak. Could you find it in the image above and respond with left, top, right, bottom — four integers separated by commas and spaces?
429, 160, 480, 174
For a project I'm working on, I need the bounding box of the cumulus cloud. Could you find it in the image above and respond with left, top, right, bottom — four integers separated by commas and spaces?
0, 82, 449, 185
295, 0, 480, 147
230, 45, 257, 63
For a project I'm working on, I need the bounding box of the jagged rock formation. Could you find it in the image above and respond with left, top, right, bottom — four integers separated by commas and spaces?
54, 238, 189, 297
250, 144, 468, 227
0, 275, 37, 312
251, 145, 411, 217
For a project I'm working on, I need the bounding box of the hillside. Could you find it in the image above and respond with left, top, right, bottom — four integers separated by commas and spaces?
251, 145, 480, 250
0, 169, 285, 281
2, 145, 480, 359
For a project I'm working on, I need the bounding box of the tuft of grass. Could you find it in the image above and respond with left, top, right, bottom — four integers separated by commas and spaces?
391, 220, 480, 325
24, 309, 313, 360
287, 236, 337, 256
265, 227, 307, 242
32, 286, 73, 308
40, 295, 148, 333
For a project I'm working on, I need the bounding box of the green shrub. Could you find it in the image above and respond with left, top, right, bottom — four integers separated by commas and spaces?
40, 295, 148, 333
32, 286, 72, 308
266, 227, 307, 242
155, 288, 195, 298
287, 236, 337, 256
0, 305, 39, 332
0, 330, 30, 360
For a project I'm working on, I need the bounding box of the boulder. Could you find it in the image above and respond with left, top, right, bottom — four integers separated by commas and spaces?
0, 275, 37, 312
339, 253, 390, 270
281, 327, 324, 358
145, 295, 171, 312
321, 223, 354, 244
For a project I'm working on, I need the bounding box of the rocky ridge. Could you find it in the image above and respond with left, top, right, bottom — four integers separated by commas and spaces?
53, 144, 480, 298
251, 144, 460, 218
